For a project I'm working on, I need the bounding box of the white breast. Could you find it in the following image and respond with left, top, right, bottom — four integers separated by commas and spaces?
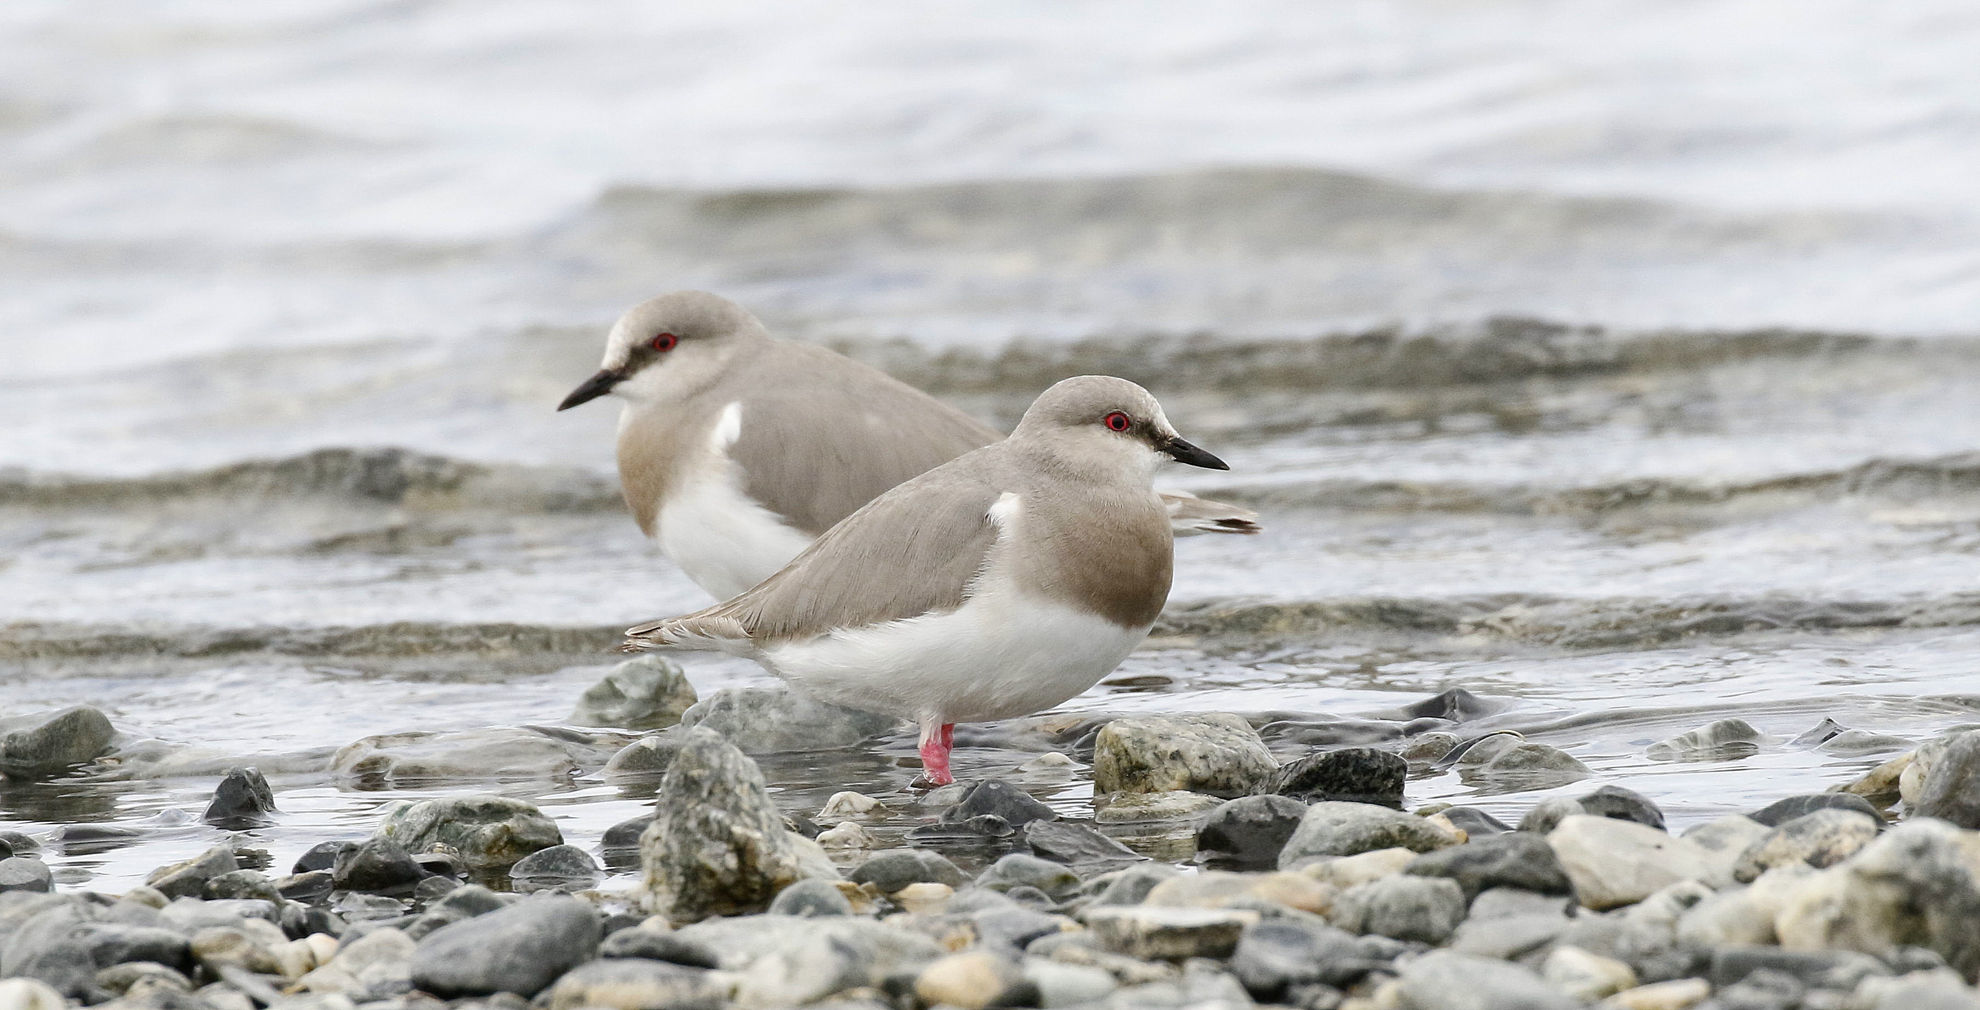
757, 492, 1149, 725
653, 402, 815, 600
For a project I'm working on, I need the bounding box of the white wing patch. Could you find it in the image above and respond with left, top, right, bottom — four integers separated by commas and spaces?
711, 400, 744, 450
987, 492, 1022, 533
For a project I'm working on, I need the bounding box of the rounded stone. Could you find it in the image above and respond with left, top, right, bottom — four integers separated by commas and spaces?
408, 894, 603, 997
0, 706, 115, 778
850, 848, 967, 893
1731, 808, 1879, 882
203, 767, 277, 830
508, 844, 601, 893
569, 655, 698, 730
941, 779, 1057, 828
1271, 748, 1407, 807
1277, 801, 1463, 868
1547, 815, 1716, 910
374, 795, 562, 874
767, 878, 853, 917
0, 856, 54, 894
1404, 831, 1575, 901
976, 853, 1080, 899
1332, 875, 1466, 944
1914, 730, 1980, 829
1092, 713, 1278, 798
1748, 792, 1881, 828
915, 951, 1035, 1010
332, 837, 425, 894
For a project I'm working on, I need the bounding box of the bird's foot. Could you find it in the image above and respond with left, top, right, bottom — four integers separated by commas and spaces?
916, 722, 956, 787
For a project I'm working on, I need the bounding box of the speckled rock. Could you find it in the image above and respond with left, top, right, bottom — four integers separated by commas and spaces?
1682, 814, 1773, 885
1278, 802, 1463, 868
1471, 743, 1591, 789
1731, 807, 1879, 882
509, 844, 601, 893
1332, 875, 1466, 944
374, 794, 562, 873
0, 706, 115, 779
1271, 748, 1407, 807
540, 957, 725, 1010
602, 734, 683, 778
569, 655, 698, 730
678, 686, 898, 753
1676, 864, 1814, 947
1914, 730, 1980, 829
1395, 950, 1581, 1010
1092, 714, 1278, 798
1772, 818, 1980, 977
639, 727, 834, 922
1093, 790, 1224, 824
1081, 906, 1259, 960
1548, 815, 1715, 910
850, 849, 967, 893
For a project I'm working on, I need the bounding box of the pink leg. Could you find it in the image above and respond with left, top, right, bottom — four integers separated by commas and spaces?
916, 722, 956, 787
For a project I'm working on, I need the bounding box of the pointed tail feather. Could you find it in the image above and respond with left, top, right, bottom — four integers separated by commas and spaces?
619, 612, 755, 655
1161, 490, 1262, 537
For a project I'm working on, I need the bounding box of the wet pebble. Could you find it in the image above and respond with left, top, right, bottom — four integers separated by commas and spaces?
374, 794, 562, 874
600, 813, 653, 872
331, 838, 425, 894
145, 844, 240, 900
1435, 805, 1513, 836
1271, 747, 1407, 807
678, 686, 898, 753
1748, 791, 1882, 827
202, 767, 277, 830
1647, 717, 1764, 762
203, 869, 281, 903
1024, 820, 1144, 875
976, 853, 1081, 900
1194, 794, 1309, 870
1913, 729, 1980, 829
408, 894, 602, 997
942, 778, 1057, 828
332, 726, 613, 785
1092, 713, 1278, 798
1277, 801, 1463, 868
1092, 790, 1224, 824
602, 734, 681, 778
1470, 742, 1592, 789
508, 844, 601, 893
849, 848, 966, 893
569, 654, 698, 730
0, 706, 115, 779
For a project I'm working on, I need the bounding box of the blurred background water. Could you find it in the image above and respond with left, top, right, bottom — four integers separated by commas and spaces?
4, 0, 1980, 890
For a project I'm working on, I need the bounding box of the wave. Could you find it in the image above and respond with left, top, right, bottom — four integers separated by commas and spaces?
8, 589, 1980, 662
1219, 451, 1980, 517
0, 447, 621, 513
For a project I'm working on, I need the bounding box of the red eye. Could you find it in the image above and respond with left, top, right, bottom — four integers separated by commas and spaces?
1104, 411, 1131, 432
650, 333, 679, 352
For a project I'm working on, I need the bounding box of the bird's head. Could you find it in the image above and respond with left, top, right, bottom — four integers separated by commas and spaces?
557, 291, 769, 411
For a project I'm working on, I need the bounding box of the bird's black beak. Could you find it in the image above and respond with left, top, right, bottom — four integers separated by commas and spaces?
1164, 435, 1229, 470
557, 369, 623, 411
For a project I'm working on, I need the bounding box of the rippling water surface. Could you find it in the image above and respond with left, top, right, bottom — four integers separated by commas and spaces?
4, 1, 1980, 891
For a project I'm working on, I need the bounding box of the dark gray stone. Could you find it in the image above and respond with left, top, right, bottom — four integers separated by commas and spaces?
602, 735, 683, 778
1194, 794, 1308, 870
942, 780, 1057, 828
1915, 731, 1980, 829
1469, 743, 1592, 789
767, 878, 853, 917
202, 869, 280, 903
1708, 945, 1889, 991
601, 813, 654, 872
202, 767, 277, 830
1575, 785, 1666, 830
976, 853, 1080, 900
1272, 748, 1407, 807
79, 923, 193, 972
0, 856, 53, 894
1080, 864, 1181, 907
145, 844, 239, 899
276, 870, 334, 903
849, 849, 966, 893
294, 840, 352, 874
1405, 831, 1575, 902
333, 837, 425, 894
1022, 820, 1143, 875
972, 907, 1069, 951
1749, 792, 1882, 828
0, 901, 97, 997
1647, 718, 1764, 762
599, 928, 721, 968
409, 894, 602, 997
0, 706, 115, 779
1228, 919, 1373, 999
1436, 806, 1513, 836
508, 844, 600, 893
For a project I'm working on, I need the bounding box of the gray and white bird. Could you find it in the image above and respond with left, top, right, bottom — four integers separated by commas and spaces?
619, 375, 1228, 785
556, 291, 1257, 600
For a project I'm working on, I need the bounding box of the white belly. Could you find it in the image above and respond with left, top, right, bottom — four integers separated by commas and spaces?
760, 590, 1147, 725
655, 470, 814, 600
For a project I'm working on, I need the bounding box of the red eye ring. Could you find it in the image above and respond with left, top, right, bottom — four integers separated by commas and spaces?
650, 333, 679, 352
1103, 411, 1131, 432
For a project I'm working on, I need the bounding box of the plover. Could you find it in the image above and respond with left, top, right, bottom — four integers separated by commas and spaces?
620, 375, 1227, 785
557, 291, 1257, 599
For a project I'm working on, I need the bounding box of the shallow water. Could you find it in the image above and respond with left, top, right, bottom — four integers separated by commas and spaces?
5, 1, 1980, 892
